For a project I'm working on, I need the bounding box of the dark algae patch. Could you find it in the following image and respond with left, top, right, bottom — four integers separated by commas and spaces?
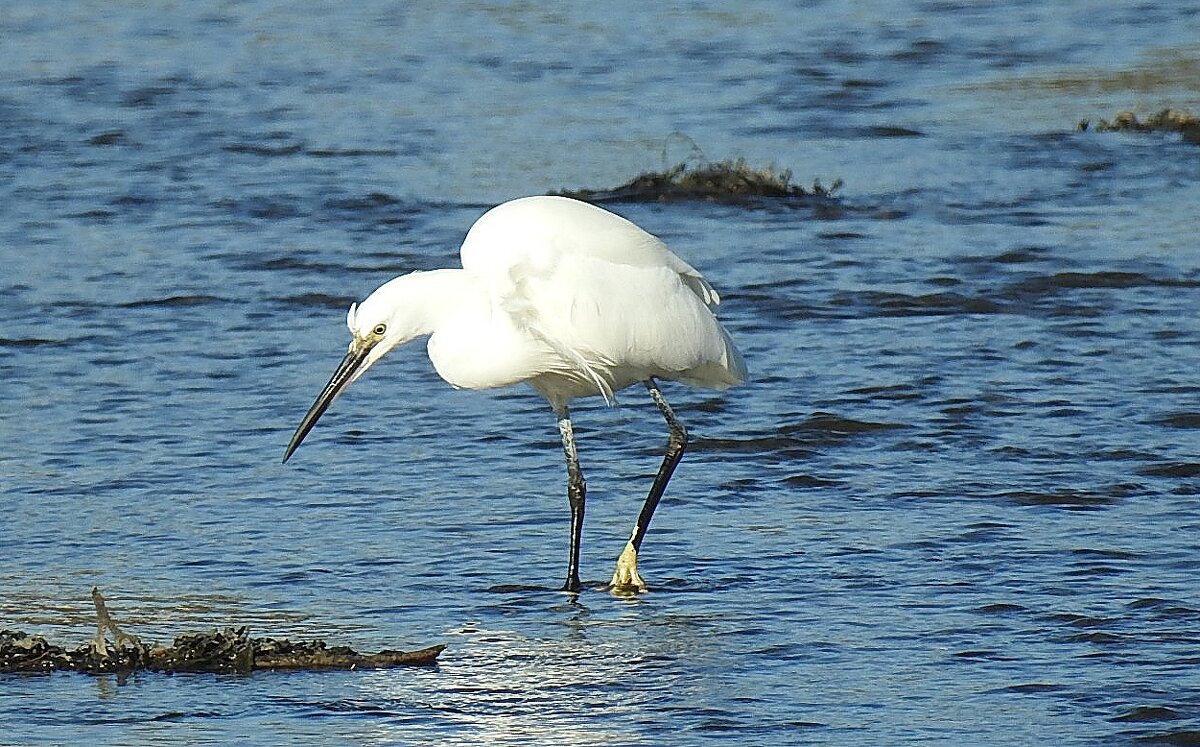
552, 158, 843, 207
1, 588, 443, 675
1080, 109, 1200, 145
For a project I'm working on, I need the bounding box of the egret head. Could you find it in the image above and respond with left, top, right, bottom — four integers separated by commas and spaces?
282, 278, 416, 464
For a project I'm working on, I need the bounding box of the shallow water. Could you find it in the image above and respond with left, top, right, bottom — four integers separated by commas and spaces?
2, 1, 1200, 745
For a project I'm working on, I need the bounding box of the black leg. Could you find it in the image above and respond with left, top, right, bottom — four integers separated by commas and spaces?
557, 407, 585, 593
610, 378, 688, 591
634, 378, 688, 551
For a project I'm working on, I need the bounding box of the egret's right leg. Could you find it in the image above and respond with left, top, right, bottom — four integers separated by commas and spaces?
556, 407, 585, 593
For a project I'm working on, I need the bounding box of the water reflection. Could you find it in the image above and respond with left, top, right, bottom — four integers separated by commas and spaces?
349, 592, 829, 744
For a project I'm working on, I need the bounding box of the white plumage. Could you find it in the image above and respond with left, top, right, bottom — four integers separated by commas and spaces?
285, 195, 747, 593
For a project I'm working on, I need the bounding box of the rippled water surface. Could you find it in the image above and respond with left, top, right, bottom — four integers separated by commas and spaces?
3, 2, 1200, 745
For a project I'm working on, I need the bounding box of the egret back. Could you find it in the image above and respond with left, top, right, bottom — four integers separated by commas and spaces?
458, 196, 746, 398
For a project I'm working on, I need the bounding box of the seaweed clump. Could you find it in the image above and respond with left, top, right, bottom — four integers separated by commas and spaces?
553, 159, 842, 207
1080, 109, 1200, 145
1, 628, 444, 675
0, 588, 443, 675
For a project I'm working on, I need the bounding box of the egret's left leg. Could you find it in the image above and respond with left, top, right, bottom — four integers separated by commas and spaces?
610, 379, 688, 593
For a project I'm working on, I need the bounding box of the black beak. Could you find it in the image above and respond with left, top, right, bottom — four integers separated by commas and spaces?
283, 339, 374, 463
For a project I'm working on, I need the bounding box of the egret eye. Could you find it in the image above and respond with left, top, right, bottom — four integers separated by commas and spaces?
372, 323, 387, 336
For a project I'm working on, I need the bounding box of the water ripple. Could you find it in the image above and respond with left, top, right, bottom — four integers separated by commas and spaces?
3, 2, 1200, 746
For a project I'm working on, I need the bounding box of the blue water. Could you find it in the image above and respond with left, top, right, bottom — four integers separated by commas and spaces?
3, 1, 1200, 745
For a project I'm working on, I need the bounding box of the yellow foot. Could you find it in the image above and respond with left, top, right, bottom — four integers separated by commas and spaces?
608, 541, 648, 594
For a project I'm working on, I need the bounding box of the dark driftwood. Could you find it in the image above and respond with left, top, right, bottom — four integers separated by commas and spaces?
0, 588, 444, 675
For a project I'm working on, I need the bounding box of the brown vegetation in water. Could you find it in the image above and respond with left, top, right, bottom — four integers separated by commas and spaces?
0, 588, 443, 675
553, 159, 843, 206
1080, 109, 1200, 145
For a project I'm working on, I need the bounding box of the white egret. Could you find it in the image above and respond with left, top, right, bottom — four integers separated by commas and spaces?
283, 195, 747, 593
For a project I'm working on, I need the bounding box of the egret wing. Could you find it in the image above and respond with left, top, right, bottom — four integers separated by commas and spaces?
459, 197, 744, 397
